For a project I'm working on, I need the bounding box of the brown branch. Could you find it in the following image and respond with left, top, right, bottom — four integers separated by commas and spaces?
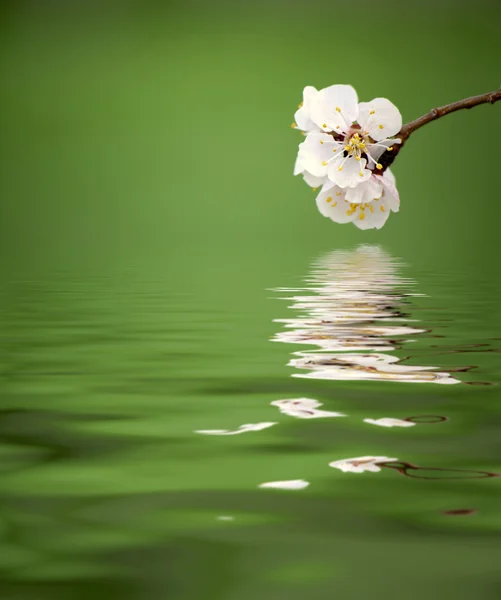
380, 88, 501, 170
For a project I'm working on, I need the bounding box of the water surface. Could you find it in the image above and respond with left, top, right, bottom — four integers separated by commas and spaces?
3, 245, 501, 600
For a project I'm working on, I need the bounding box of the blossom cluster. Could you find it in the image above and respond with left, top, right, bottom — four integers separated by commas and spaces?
292, 85, 402, 229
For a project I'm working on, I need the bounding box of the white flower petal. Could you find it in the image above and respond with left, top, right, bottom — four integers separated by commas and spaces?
294, 86, 320, 132
311, 84, 359, 132
352, 197, 390, 230
358, 98, 402, 141
345, 178, 383, 204
380, 172, 400, 212
383, 167, 396, 186
302, 171, 328, 188
259, 479, 310, 490
297, 133, 342, 177
293, 156, 304, 176
328, 156, 371, 188
316, 187, 355, 224
366, 138, 401, 166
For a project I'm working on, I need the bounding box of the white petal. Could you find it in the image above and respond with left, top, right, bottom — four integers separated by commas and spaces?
380, 172, 400, 212
293, 155, 304, 176
310, 84, 358, 133
352, 201, 389, 230
328, 156, 371, 188
302, 171, 327, 188
259, 479, 310, 490
358, 98, 402, 141
366, 138, 401, 165
294, 87, 320, 132
316, 187, 355, 224
383, 167, 396, 186
297, 133, 342, 177
345, 178, 383, 204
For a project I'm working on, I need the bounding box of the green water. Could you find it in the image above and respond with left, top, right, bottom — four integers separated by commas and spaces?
2, 1, 501, 598
3, 244, 501, 599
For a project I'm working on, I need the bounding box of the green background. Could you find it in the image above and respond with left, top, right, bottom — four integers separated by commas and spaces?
2, 0, 501, 274
2, 1, 501, 599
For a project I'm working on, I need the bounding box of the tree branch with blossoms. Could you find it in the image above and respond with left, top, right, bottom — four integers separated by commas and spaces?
379, 88, 501, 171
292, 85, 501, 230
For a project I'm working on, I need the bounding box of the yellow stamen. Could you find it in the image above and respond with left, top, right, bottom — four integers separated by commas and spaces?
291, 123, 296, 128
298, 102, 303, 108
332, 201, 337, 207
320, 140, 324, 144
338, 166, 343, 171
369, 109, 375, 115
326, 196, 332, 203
359, 171, 364, 177
370, 205, 374, 213
355, 156, 361, 161
312, 187, 317, 191
322, 161, 328, 166
359, 212, 365, 220
378, 124, 384, 129
336, 107, 341, 112
336, 191, 341, 196
388, 146, 394, 151
376, 163, 383, 170
322, 123, 327, 128
380, 205, 385, 212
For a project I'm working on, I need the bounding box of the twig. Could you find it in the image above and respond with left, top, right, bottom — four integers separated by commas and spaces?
380, 88, 501, 170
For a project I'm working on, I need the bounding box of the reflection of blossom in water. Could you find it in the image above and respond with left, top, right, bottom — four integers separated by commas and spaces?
272, 245, 461, 385
271, 397, 346, 419
259, 479, 310, 490
329, 456, 398, 473
290, 351, 459, 385
363, 418, 415, 428
195, 422, 277, 435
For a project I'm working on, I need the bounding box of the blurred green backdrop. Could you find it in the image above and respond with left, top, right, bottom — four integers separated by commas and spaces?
2, 0, 501, 277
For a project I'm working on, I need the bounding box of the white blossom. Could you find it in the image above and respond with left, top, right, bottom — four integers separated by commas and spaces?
293, 85, 402, 189
315, 170, 399, 230
329, 456, 398, 473
363, 418, 416, 428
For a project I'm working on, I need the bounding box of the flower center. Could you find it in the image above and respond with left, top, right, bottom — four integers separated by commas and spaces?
344, 133, 367, 161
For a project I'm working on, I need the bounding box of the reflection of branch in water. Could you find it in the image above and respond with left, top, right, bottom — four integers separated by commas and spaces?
272, 245, 461, 385
381, 461, 501, 480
